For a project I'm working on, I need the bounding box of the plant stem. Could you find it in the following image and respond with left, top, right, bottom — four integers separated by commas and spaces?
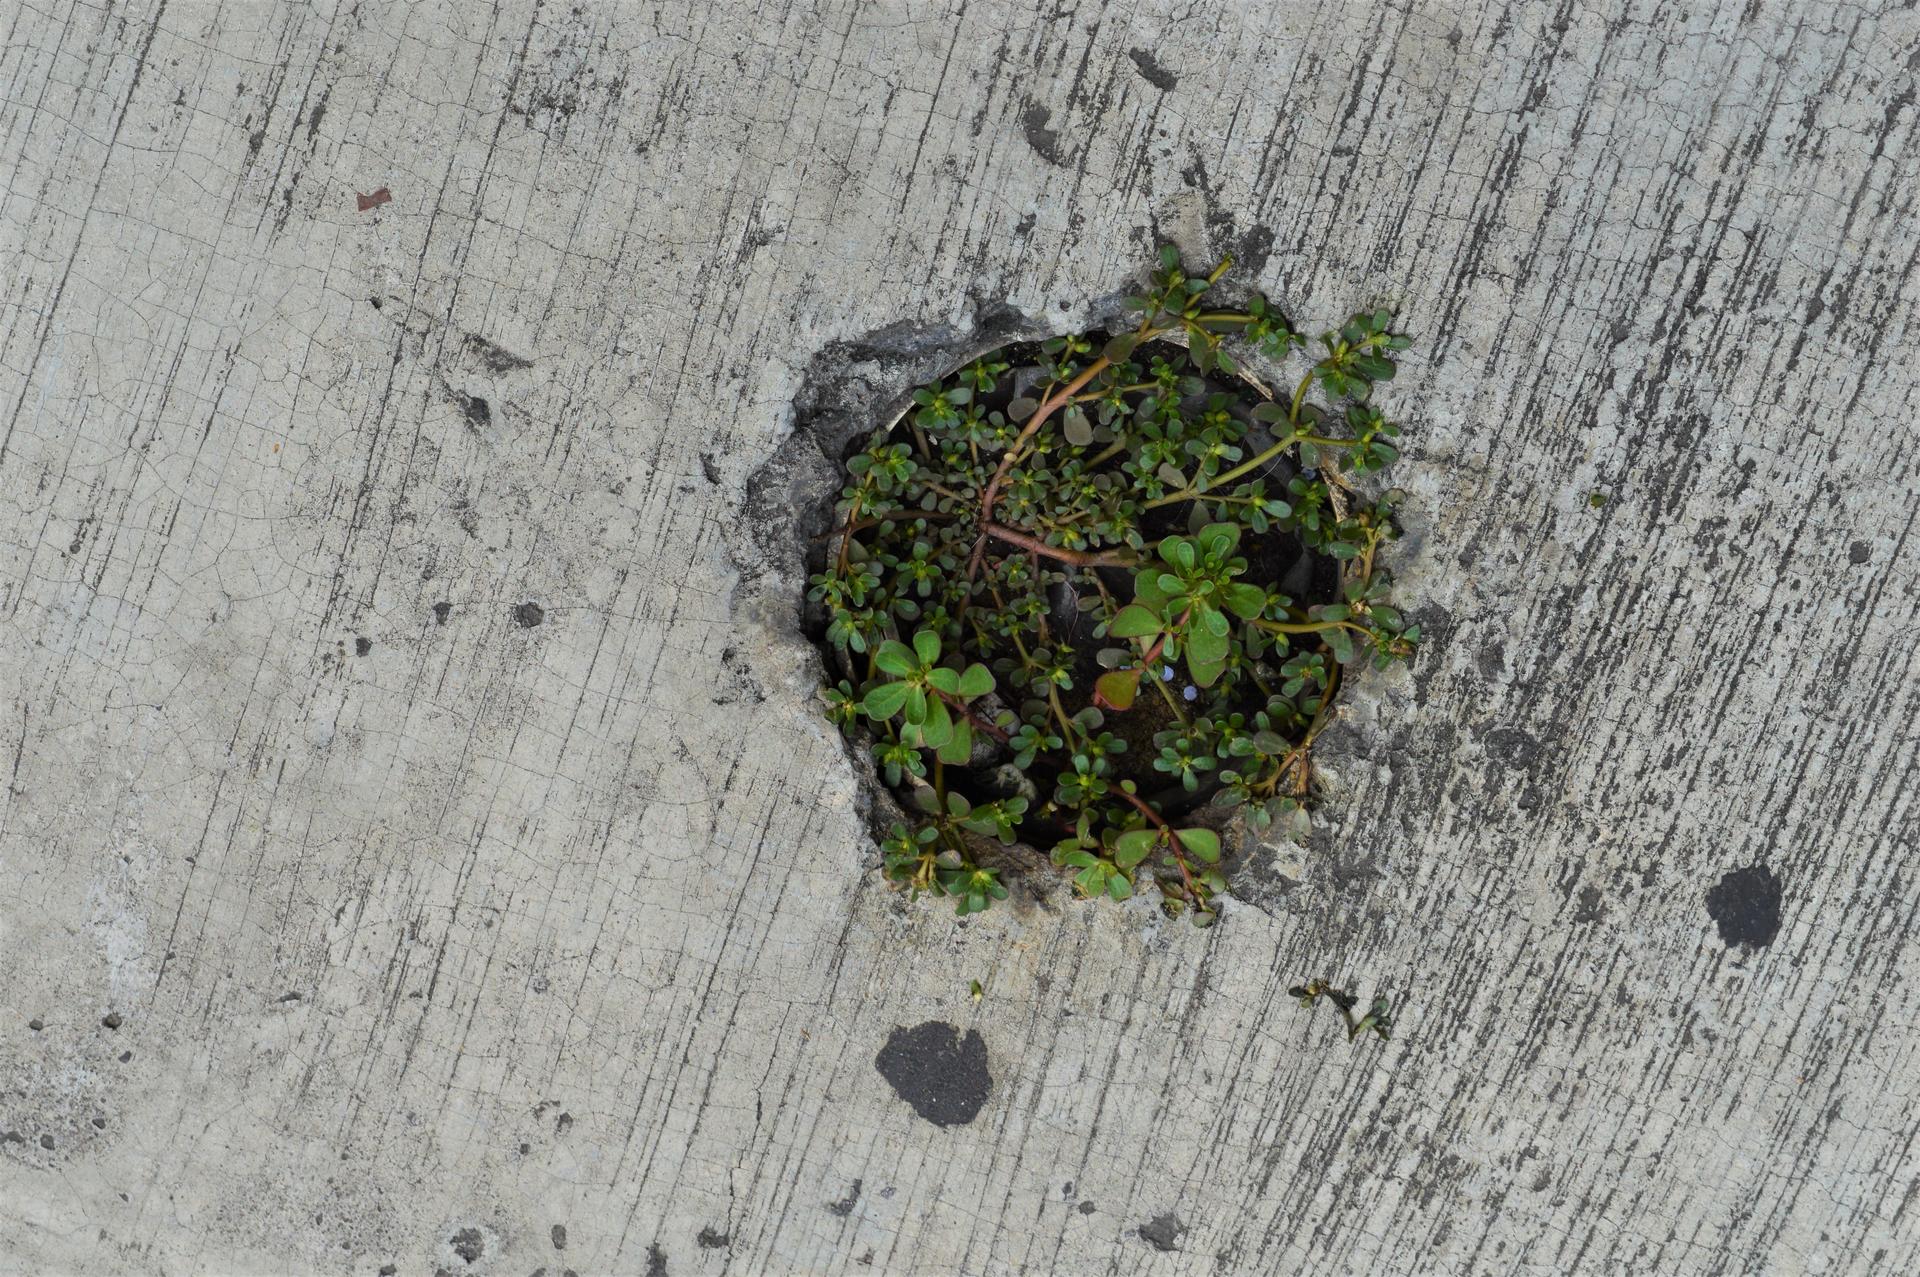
1073, 381, 1154, 403
837, 485, 869, 573
982, 523, 1136, 567
936, 689, 1009, 742
1147, 664, 1192, 727
1143, 432, 1358, 509
1046, 685, 1079, 749
1289, 365, 1317, 423
1113, 786, 1202, 903
1253, 617, 1370, 638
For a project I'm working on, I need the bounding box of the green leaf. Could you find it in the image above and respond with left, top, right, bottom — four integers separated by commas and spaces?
1107, 874, 1132, 901
1113, 829, 1160, 869
1189, 655, 1227, 688
1062, 406, 1093, 446
862, 681, 910, 719
1224, 582, 1267, 620
912, 629, 940, 665
874, 641, 916, 677
1353, 354, 1395, 381
1175, 828, 1221, 863
1103, 334, 1138, 363
1159, 244, 1180, 271
1133, 570, 1171, 611
1094, 668, 1141, 711
1198, 522, 1241, 555
937, 719, 973, 765
1200, 605, 1230, 637
1108, 604, 1163, 639
905, 685, 928, 724
1188, 620, 1229, 667
1327, 628, 1356, 665
917, 695, 953, 748
956, 663, 994, 698
926, 667, 961, 694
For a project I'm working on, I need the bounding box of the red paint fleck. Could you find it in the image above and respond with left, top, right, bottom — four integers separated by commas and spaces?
356, 187, 392, 212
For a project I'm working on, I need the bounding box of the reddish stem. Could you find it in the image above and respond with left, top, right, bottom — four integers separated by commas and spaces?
937, 689, 1009, 742
1113, 786, 1202, 904
982, 523, 1135, 567
965, 355, 1116, 581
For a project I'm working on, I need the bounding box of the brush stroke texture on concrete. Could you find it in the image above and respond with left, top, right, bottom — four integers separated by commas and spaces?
2, 1, 1917, 1273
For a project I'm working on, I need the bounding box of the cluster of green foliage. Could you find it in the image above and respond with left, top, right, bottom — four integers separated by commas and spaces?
812, 248, 1417, 924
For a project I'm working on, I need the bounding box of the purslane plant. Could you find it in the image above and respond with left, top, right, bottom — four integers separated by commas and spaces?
812, 248, 1418, 924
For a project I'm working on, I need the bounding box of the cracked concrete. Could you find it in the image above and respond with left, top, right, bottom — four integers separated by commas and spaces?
3, 0, 1918, 1273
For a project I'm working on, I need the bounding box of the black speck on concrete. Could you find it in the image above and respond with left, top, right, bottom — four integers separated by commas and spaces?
828, 1180, 862, 1216
100, 1012, 122, 1029
1707, 864, 1782, 948
514, 602, 545, 628
1077, 1201, 1095, 1215
39, 1134, 55, 1150
354, 636, 372, 656
458, 392, 490, 429
28, 1018, 42, 1030
432, 601, 452, 625
1138, 1213, 1185, 1252
1020, 101, 1064, 165
450, 1228, 484, 1264
379, 1265, 396, 1275
1849, 540, 1871, 563
551, 1224, 567, 1250
874, 1021, 992, 1127
1126, 48, 1178, 90
646, 1243, 668, 1277
697, 1228, 729, 1249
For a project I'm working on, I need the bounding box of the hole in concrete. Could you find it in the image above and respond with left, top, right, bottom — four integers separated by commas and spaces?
743, 281, 1413, 919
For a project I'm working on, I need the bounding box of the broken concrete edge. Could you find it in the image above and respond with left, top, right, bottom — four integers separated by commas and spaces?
724, 274, 1436, 922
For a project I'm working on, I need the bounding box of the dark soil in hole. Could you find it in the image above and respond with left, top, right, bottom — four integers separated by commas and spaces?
801, 330, 1340, 846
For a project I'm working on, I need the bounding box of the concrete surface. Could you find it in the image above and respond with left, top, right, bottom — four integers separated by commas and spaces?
2, 0, 1918, 1273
